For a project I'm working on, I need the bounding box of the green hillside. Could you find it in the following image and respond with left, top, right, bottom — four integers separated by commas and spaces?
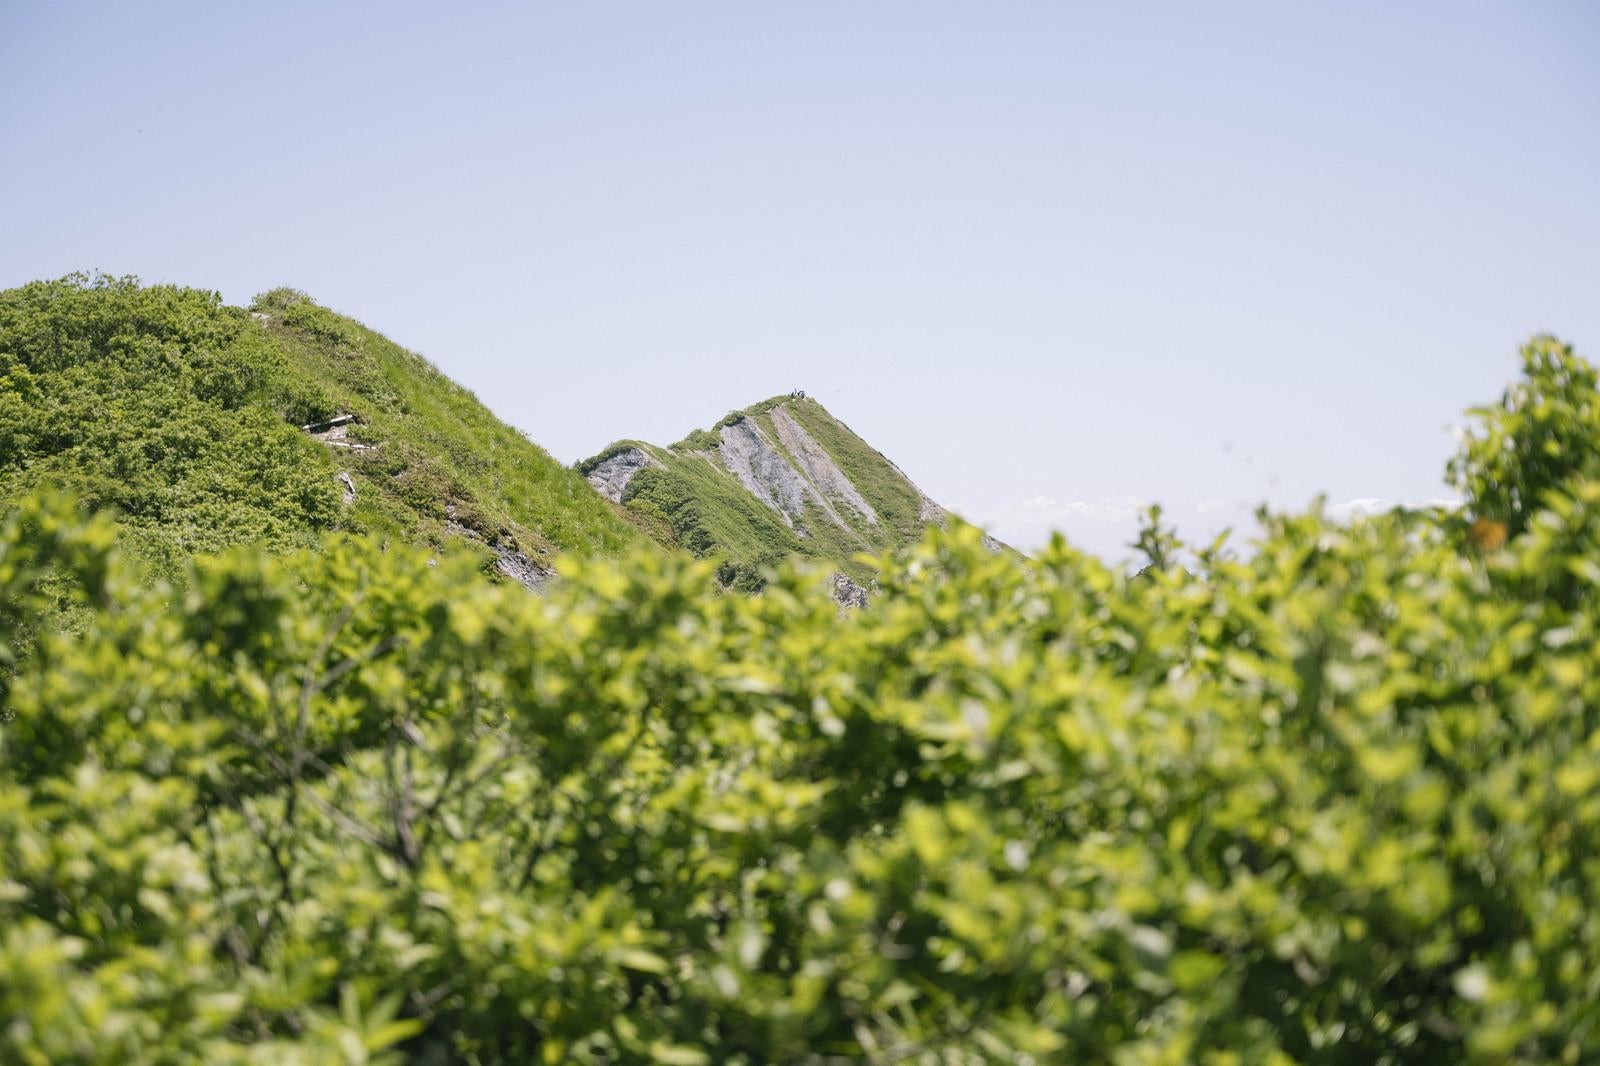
579, 393, 964, 591
0, 274, 641, 580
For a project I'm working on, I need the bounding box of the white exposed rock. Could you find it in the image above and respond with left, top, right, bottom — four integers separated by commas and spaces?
336, 471, 357, 504
770, 407, 878, 525
303, 413, 378, 451
584, 447, 663, 504
716, 418, 851, 532
829, 572, 871, 609
303, 413, 357, 438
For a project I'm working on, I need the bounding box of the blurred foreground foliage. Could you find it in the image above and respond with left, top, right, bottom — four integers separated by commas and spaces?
2, 336, 1599, 1063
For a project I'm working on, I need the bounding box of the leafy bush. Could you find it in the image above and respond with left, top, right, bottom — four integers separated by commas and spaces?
1449, 335, 1600, 534
669, 426, 722, 452
0, 274, 344, 573
2, 338, 1599, 1063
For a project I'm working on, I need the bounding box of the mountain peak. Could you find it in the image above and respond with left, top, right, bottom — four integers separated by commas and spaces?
578, 392, 956, 591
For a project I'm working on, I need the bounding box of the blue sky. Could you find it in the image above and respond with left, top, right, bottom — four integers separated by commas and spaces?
3, 2, 1596, 558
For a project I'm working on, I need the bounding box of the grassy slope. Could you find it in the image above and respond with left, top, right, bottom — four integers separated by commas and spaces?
254, 288, 640, 561
580, 394, 943, 587
0, 274, 640, 578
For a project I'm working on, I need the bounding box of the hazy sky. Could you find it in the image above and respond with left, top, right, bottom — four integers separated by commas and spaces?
4, 2, 1597, 559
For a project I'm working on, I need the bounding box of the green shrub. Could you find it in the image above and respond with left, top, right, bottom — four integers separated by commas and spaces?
2, 339, 1599, 1063
669, 426, 721, 452
0, 275, 345, 575
1449, 334, 1600, 534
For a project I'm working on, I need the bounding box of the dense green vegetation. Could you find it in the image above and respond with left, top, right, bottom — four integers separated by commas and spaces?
3, 336, 1599, 1062
0, 274, 640, 581
0, 275, 342, 573
582, 395, 945, 588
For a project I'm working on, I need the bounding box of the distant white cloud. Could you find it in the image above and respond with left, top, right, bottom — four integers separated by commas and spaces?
980, 496, 1147, 526
975, 496, 1147, 531
968, 495, 1148, 557
1326, 496, 1461, 521
1325, 497, 1394, 520
966, 493, 1466, 560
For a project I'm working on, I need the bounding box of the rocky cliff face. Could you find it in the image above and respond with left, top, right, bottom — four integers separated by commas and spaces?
716, 417, 827, 528
770, 407, 879, 526
584, 446, 663, 504
577, 394, 989, 600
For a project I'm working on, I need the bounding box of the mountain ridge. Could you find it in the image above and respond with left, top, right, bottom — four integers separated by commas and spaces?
578, 391, 982, 591
1, 273, 993, 598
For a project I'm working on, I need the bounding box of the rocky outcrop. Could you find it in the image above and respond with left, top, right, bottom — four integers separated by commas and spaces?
829, 572, 871, 609
489, 544, 554, 593
444, 519, 554, 593
584, 446, 662, 504
303, 413, 377, 452
717, 418, 851, 532
304, 414, 356, 439
771, 408, 878, 524
716, 418, 809, 524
